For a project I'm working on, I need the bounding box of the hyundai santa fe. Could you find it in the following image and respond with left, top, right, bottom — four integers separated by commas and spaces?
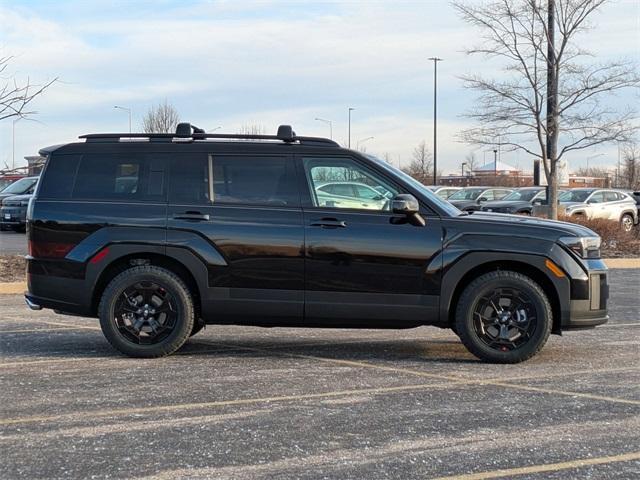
24, 124, 609, 363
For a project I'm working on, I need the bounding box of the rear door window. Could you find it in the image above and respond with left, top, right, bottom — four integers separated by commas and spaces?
212, 155, 299, 207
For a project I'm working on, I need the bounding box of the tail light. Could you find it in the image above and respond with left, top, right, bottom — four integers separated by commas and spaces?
28, 240, 75, 259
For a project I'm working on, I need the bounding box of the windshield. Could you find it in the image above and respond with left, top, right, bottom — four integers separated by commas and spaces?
0, 177, 36, 194
503, 189, 542, 201
448, 188, 483, 201
560, 189, 593, 203
364, 154, 462, 216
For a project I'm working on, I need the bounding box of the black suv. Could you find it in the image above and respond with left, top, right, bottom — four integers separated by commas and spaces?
25, 124, 608, 363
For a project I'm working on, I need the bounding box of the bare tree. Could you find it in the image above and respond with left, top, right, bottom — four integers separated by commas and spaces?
621, 142, 640, 190
141, 100, 180, 133
464, 152, 478, 173
0, 56, 57, 121
402, 140, 434, 184
238, 124, 266, 135
573, 166, 610, 178
454, 0, 639, 218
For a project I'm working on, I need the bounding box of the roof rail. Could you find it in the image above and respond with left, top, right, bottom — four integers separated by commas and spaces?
80, 123, 339, 147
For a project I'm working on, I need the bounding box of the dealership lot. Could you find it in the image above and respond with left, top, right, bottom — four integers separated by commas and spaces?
1, 269, 639, 479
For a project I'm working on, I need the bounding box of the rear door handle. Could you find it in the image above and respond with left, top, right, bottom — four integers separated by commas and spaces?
173, 212, 210, 221
310, 218, 347, 228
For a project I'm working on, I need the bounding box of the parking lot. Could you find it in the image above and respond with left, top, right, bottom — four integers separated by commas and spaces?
0, 269, 637, 479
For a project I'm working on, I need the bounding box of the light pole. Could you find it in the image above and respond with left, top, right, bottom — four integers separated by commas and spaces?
348, 107, 355, 148
428, 57, 443, 185
461, 162, 467, 177
356, 136, 374, 151
493, 149, 498, 178
114, 105, 132, 133
12, 117, 23, 170
586, 153, 604, 171
314, 117, 333, 139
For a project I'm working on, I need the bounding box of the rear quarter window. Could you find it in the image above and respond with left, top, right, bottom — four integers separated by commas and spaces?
38, 154, 81, 199
72, 154, 166, 202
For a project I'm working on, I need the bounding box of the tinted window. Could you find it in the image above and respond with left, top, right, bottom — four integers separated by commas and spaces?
303, 157, 398, 211
213, 156, 298, 206
1, 177, 38, 195
73, 155, 166, 201
169, 156, 211, 205
39, 156, 80, 199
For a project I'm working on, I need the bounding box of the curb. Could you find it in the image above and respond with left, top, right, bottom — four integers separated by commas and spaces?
0, 282, 26, 295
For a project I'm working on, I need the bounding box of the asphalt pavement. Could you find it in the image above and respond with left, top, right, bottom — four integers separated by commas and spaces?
0, 269, 639, 479
0, 230, 27, 255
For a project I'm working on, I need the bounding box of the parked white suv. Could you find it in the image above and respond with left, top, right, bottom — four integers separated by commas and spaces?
560, 188, 638, 232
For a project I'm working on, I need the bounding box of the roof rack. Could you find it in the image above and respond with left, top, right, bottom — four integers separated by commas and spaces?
79, 123, 339, 147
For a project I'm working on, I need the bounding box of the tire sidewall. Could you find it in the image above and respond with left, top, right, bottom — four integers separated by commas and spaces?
456, 272, 552, 363
99, 267, 194, 357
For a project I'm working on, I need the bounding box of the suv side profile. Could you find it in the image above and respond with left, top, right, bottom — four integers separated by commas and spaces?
560, 188, 638, 232
25, 124, 609, 363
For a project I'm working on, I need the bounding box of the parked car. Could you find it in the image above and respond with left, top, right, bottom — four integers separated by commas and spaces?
0, 193, 32, 231
315, 181, 391, 210
25, 123, 609, 364
447, 186, 513, 212
480, 187, 561, 215
0, 174, 27, 192
0, 176, 38, 203
427, 186, 462, 200
560, 188, 638, 232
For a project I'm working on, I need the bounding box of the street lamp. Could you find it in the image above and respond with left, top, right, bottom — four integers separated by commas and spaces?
493, 149, 498, 177
348, 107, 355, 148
114, 105, 132, 133
586, 152, 604, 170
314, 117, 333, 139
428, 57, 443, 185
356, 136, 374, 150
12, 117, 23, 170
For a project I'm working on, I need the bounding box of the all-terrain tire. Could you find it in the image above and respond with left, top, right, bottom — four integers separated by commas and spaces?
98, 266, 194, 358
455, 270, 552, 364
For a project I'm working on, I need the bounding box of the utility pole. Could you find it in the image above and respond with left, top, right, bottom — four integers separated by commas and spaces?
348, 108, 355, 148
493, 149, 498, 179
12, 117, 22, 170
545, 0, 558, 219
428, 57, 443, 185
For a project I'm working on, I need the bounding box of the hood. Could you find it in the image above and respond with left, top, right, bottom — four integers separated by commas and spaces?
465, 211, 597, 238
481, 200, 530, 209
449, 200, 477, 209
1, 193, 33, 202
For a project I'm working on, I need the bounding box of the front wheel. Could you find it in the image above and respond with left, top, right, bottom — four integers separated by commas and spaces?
98, 266, 194, 358
455, 271, 552, 363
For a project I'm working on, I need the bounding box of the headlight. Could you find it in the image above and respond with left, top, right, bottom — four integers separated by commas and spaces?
559, 236, 601, 259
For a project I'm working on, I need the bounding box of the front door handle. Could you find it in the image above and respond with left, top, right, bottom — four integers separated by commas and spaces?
310, 218, 347, 228
173, 212, 210, 221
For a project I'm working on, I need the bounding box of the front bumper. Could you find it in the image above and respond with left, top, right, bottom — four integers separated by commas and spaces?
565, 259, 609, 329
0, 206, 27, 226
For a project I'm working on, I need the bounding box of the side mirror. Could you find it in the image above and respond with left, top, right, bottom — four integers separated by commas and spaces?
478, 197, 488, 203
392, 194, 420, 214
532, 199, 543, 206
392, 194, 425, 226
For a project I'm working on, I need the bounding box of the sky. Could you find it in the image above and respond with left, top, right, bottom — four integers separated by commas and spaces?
0, 0, 638, 174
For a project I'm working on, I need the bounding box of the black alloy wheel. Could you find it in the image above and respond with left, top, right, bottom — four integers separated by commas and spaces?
99, 266, 194, 358
456, 271, 552, 363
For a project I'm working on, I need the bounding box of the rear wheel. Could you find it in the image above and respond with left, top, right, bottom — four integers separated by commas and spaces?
98, 266, 194, 358
455, 271, 552, 363
621, 214, 634, 233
